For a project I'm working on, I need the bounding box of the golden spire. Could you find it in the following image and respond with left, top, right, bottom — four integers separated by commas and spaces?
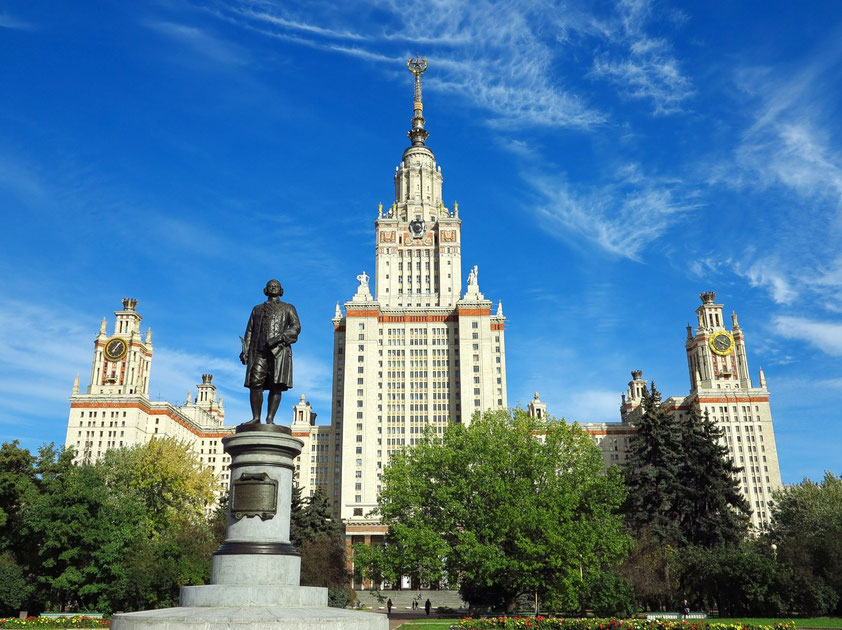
407, 56, 429, 147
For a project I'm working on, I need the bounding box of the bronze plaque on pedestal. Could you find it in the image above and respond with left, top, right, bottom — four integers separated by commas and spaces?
231, 472, 278, 521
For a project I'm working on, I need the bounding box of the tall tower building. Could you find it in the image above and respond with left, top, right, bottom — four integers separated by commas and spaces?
332, 59, 508, 539
66, 299, 234, 495
679, 292, 783, 528
616, 292, 784, 529
88, 298, 153, 397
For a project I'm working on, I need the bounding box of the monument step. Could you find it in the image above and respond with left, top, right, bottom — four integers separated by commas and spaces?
112, 606, 387, 630
181, 584, 327, 608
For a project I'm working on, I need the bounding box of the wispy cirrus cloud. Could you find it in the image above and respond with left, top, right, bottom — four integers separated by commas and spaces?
590, 0, 694, 114
144, 20, 249, 66
204, 0, 623, 130
0, 12, 34, 30
695, 36, 842, 309
739, 258, 799, 305
531, 163, 698, 260
200, 0, 698, 261
772, 315, 842, 356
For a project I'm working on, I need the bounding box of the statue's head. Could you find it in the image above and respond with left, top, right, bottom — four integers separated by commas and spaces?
264, 279, 284, 297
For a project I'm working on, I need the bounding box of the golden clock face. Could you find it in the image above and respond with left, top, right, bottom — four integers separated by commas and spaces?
104, 337, 128, 361
709, 331, 735, 356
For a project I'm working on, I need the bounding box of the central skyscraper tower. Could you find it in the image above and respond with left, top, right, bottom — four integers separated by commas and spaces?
333, 59, 508, 534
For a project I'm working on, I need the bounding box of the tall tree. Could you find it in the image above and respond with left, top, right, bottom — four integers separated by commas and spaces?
22, 447, 122, 612
356, 409, 630, 613
623, 384, 750, 548
96, 437, 217, 538
17, 439, 221, 614
290, 488, 339, 547
770, 472, 842, 614
0, 441, 37, 552
677, 407, 750, 547
623, 384, 687, 546
290, 486, 350, 607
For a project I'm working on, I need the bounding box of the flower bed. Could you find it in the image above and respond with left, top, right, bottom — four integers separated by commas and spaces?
456, 618, 797, 630
0, 616, 110, 628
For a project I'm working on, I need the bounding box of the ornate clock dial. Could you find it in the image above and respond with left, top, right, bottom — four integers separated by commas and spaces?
409, 218, 426, 238
708, 331, 734, 356
104, 337, 128, 361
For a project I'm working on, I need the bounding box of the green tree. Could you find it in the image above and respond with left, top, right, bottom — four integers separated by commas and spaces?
17, 439, 221, 614
676, 542, 838, 616
94, 438, 220, 612
290, 488, 340, 547
357, 409, 630, 613
0, 441, 37, 553
0, 552, 34, 616
623, 384, 687, 546
617, 536, 677, 611
677, 406, 750, 547
624, 384, 749, 548
291, 486, 350, 607
770, 471, 842, 614
96, 437, 217, 538
22, 446, 122, 612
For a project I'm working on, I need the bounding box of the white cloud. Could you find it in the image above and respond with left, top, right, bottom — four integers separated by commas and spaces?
0, 154, 49, 206
145, 20, 249, 66
0, 13, 34, 30
590, 1, 694, 114
736, 118, 842, 206
739, 258, 798, 305
531, 164, 697, 260
772, 315, 842, 356
209, 0, 611, 130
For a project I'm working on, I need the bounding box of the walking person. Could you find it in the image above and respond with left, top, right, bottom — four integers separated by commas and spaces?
387, 598, 393, 617
425, 598, 431, 616
682, 600, 690, 619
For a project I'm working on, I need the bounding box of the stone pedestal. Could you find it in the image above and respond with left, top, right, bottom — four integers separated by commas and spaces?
112, 424, 386, 630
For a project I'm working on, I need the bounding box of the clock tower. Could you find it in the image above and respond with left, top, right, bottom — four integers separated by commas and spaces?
89, 297, 152, 396
685, 291, 751, 390
682, 291, 782, 529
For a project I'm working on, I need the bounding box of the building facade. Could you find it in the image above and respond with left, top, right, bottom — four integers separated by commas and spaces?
65, 298, 234, 494
290, 393, 342, 516
330, 59, 508, 554
65, 298, 343, 509
530, 291, 784, 530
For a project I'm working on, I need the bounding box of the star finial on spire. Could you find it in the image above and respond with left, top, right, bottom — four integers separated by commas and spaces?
407, 56, 430, 147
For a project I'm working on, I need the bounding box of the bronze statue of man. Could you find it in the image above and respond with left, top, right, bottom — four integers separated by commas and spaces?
239, 279, 301, 424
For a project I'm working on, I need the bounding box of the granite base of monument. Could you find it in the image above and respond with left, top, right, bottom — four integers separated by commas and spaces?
111, 426, 386, 630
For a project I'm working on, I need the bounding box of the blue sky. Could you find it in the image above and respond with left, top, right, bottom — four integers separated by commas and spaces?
1, 1, 840, 484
